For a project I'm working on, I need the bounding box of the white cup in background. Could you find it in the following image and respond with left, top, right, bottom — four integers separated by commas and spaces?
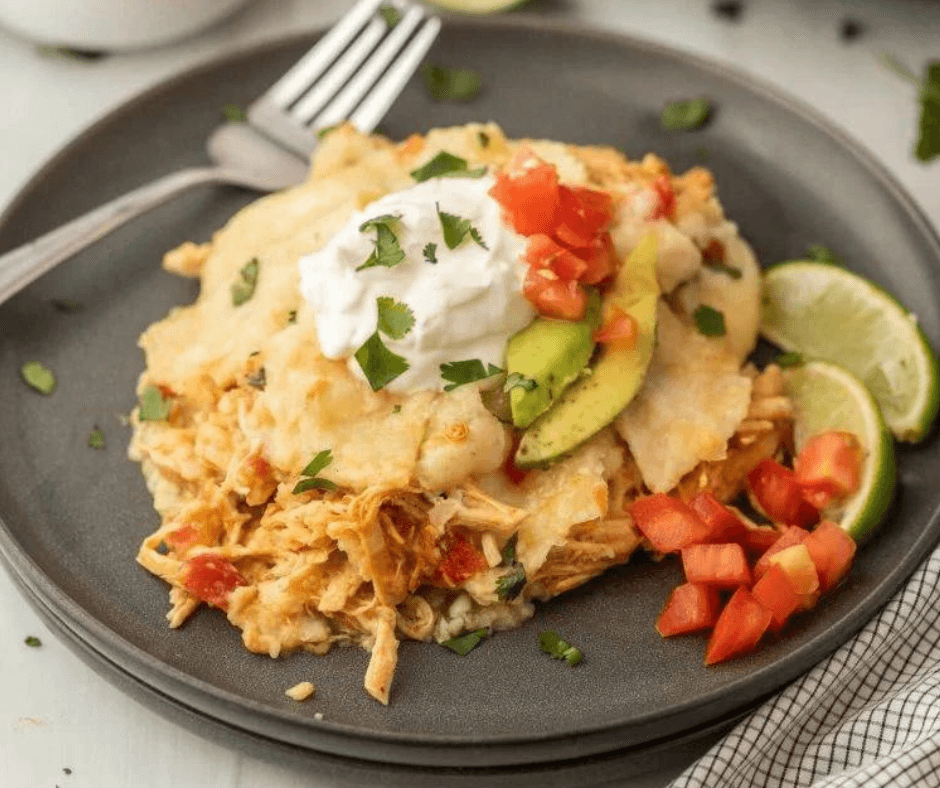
0, 0, 253, 51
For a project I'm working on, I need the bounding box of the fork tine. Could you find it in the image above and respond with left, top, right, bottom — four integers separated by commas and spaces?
313, 5, 427, 130
290, 16, 388, 124
350, 15, 441, 134
263, 0, 387, 109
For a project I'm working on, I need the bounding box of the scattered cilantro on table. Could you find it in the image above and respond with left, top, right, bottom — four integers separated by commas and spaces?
422, 65, 481, 102
20, 361, 56, 394
442, 628, 488, 656
661, 98, 711, 131
88, 426, 105, 449
222, 103, 246, 123
881, 54, 940, 162
538, 630, 583, 667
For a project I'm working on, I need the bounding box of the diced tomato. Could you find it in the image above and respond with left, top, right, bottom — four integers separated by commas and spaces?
569, 231, 618, 285
752, 564, 803, 632
741, 525, 784, 556
523, 267, 589, 320
748, 459, 819, 528
489, 152, 561, 236
165, 524, 201, 552
629, 494, 711, 553
656, 582, 721, 637
648, 175, 676, 221
681, 543, 752, 588
554, 185, 614, 247
795, 432, 863, 510
688, 492, 749, 544
524, 234, 589, 280
182, 553, 247, 610
593, 307, 638, 347
704, 587, 772, 665
767, 544, 820, 598
753, 525, 811, 580
803, 521, 856, 592
435, 535, 488, 585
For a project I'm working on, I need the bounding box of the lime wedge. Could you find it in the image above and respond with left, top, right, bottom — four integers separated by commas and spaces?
783, 360, 896, 541
424, 0, 527, 11
761, 261, 939, 442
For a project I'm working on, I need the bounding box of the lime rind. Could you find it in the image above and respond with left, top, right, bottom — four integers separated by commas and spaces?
783, 360, 896, 542
761, 260, 939, 443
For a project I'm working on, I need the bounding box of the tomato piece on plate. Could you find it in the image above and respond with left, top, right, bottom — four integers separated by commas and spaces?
523, 267, 589, 320
436, 535, 488, 585
554, 185, 614, 247
803, 520, 857, 592
682, 543, 752, 588
656, 582, 721, 637
705, 587, 773, 666
183, 553, 247, 610
165, 524, 201, 552
748, 459, 819, 528
767, 544, 820, 598
688, 491, 749, 544
795, 431, 863, 509
753, 525, 811, 580
741, 525, 783, 556
629, 494, 711, 553
569, 231, 618, 285
593, 307, 638, 347
524, 234, 589, 281
489, 153, 561, 236
752, 564, 803, 632
648, 174, 677, 221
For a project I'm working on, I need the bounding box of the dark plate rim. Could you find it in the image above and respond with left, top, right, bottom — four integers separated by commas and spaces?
1, 14, 940, 766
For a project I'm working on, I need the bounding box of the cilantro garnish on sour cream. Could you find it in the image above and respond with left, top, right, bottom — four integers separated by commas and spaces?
436, 205, 487, 250
354, 297, 414, 391
356, 214, 406, 271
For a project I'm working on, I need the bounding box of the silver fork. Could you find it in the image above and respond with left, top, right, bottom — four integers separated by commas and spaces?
0, 0, 440, 307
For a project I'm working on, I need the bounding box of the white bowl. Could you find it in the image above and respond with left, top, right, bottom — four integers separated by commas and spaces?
0, 0, 252, 50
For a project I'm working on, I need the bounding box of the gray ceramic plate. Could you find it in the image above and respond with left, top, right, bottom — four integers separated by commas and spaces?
1, 17, 940, 772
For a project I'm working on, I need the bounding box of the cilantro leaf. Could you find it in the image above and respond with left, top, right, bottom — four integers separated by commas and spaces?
88, 426, 105, 449
378, 3, 402, 27
287, 309, 298, 324
437, 205, 487, 250
442, 628, 488, 656
503, 372, 537, 393
222, 103, 246, 123
316, 123, 341, 140
355, 331, 410, 391
775, 351, 805, 369
423, 242, 438, 264
806, 244, 843, 265
916, 62, 940, 162
20, 361, 56, 394
293, 449, 337, 493
538, 630, 583, 667
496, 562, 526, 602
356, 215, 406, 271
477, 130, 490, 148
421, 64, 482, 102
376, 297, 415, 340
693, 305, 727, 337
440, 359, 503, 391
410, 151, 486, 183
24, 636, 42, 647
661, 98, 711, 131
138, 385, 173, 421
231, 258, 259, 306
501, 534, 518, 565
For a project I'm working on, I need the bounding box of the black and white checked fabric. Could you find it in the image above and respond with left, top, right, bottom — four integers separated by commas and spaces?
670, 547, 940, 787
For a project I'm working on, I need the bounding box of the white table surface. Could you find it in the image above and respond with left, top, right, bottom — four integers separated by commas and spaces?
1, 1, 938, 786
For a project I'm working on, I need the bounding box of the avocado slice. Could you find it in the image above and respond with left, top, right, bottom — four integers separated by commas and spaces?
515, 233, 660, 467
504, 290, 602, 428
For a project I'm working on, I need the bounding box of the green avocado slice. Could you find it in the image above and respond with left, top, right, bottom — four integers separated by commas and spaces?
504, 290, 602, 428
515, 233, 660, 467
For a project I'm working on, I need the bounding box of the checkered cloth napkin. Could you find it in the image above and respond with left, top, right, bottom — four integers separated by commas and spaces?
670, 546, 940, 787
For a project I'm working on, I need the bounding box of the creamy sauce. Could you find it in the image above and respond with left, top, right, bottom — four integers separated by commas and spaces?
299, 176, 534, 393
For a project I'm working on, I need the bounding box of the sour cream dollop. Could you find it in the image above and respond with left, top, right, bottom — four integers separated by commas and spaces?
299, 176, 535, 393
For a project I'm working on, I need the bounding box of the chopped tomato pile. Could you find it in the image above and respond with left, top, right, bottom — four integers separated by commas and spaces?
182, 553, 247, 610
489, 150, 619, 322
631, 431, 862, 665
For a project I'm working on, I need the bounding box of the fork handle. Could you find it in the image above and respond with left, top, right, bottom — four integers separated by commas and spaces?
0, 165, 233, 307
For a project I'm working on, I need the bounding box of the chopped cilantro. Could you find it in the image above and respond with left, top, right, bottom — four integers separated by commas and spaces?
88, 426, 105, 449
410, 151, 486, 183
20, 361, 56, 394
661, 98, 711, 131
477, 130, 490, 148
36, 45, 107, 61
421, 64, 482, 102
496, 562, 526, 601
442, 628, 488, 656
138, 385, 172, 421
293, 449, 337, 493
538, 630, 583, 667
316, 123, 340, 139
440, 359, 503, 391
355, 332, 410, 391
775, 351, 805, 368
437, 204, 487, 250
287, 309, 297, 324
222, 103, 246, 122
806, 244, 843, 265
501, 534, 518, 565
392, 404, 402, 414
356, 214, 406, 271
378, 4, 402, 26
231, 258, 259, 306
24, 636, 42, 647
376, 297, 415, 340
50, 299, 82, 313
881, 54, 940, 162
423, 242, 438, 264
693, 305, 727, 337
503, 372, 537, 393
